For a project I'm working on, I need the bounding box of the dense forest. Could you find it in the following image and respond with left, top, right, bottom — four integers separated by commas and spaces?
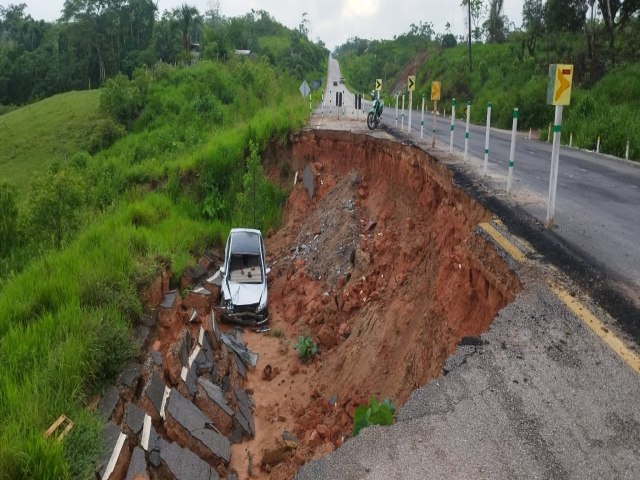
335, 0, 640, 159
0, 1, 327, 106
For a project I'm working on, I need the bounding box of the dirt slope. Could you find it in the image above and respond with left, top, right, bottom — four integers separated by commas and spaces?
229, 130, 521, 479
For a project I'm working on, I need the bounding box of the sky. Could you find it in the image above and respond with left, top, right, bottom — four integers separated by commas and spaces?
18, 0, 525, 50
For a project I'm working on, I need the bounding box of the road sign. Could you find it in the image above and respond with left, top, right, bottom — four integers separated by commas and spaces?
408, 75, 416, 92
431, 81, 441, 101
299, 80, 310, 98
375, 78, 382, 91
547, 64, 573, 106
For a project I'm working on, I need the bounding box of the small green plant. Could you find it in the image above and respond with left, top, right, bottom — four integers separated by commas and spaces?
294, 335, 318, 362
352, 397, 396, 436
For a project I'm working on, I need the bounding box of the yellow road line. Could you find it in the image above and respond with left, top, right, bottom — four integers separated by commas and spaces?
552, 285, 640, 375
478, 222, 526, 263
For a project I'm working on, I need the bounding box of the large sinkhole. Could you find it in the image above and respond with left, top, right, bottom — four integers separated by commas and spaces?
232, 129, 522, 477
266, 129, 521, 401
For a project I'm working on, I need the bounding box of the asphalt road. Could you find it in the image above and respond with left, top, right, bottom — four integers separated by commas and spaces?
305, 56, 640, 480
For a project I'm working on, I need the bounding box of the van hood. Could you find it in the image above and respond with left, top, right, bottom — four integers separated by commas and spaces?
224, 281, 265, 306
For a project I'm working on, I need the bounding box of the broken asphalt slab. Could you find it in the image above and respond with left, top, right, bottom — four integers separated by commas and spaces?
163, 388, 231, 465
159, 440, 220, 480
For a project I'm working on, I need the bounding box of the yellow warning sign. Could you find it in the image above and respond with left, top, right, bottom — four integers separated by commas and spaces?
408, 75, 416, 92
547, 64, 573, 106
431, 81, 441, 101
375, 78, 382, 91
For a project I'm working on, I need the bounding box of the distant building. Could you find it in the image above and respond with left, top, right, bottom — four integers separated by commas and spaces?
234, 50, 252, 56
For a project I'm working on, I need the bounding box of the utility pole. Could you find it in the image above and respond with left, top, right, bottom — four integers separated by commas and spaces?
468, 0, 472, 72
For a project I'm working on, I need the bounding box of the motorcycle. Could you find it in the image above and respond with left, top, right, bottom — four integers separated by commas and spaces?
367, 91, 384, 130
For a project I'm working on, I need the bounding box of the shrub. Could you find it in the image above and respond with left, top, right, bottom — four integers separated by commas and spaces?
27, 167, 86, 249
353, 397, 396, 436
294, 336, 318, 363
88, 119, 126, 154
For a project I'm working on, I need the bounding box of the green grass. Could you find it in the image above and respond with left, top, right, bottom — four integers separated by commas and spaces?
0, 91, 101, 200
0, 58, 311, 478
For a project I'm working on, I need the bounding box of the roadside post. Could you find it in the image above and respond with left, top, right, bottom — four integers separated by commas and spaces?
431, 81, 441, 148
401, 94, 405, 131
626, 140, 630, 160
569, 132, 573, 148
449, 98, 456, 153
547, 124, 551, 143
483, 102, 492, 176
420, 94, 425, 140
464, 101, 471, 162
528, 128, 531, 140
395, 94, 399, 127
507, 107, 519, 193
321, 92, 324, 117
596, 135, 601, 154
545, 64, 574, 228
408, 75, 415, 135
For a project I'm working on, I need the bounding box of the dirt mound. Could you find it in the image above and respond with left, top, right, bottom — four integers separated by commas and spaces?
230, 130, 521, 479
390, 52, 429, 96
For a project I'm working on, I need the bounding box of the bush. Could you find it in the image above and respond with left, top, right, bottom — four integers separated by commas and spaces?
99, 74, 145, 126
88, 119, 126, 154
353, 397, 396, 436
294, 336, 318, 363
27, 166, 86, 249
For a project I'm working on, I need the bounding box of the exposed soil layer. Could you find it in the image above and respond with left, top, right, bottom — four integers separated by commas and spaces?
230, 130, 522, 479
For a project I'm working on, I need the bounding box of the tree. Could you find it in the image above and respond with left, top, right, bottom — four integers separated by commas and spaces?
545, 0, 588, 32
597, 0, 640, 51
461, 0, 486, 71
28, 166, 85, 249
174, 3, 199, 53
236, 141, 266, 229
0, 183, 18, 257
522, 0, 545, 55
299, 12, 309, 38
485, 0, 509, 43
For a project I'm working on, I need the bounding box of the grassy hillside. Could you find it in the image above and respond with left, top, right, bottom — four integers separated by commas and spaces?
0, 58, 310, 478
0, 91, 101, 197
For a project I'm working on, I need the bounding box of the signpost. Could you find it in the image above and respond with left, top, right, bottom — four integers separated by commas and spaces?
375, 78, 382, 91
545, 64, 573, 228
408, 75, 415, 135
299, 80, 311, 116
431, 81, 441, 148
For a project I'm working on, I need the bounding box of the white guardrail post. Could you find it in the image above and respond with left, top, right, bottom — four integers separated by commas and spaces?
483, 102, 492, 176
546, 105, 564, 228
449, 98, 456, 154
464, 101, 471, 162
420, 94, 425, 140
507, 107, 518, 193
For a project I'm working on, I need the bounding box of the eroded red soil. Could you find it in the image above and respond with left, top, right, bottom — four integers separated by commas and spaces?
229, 130, 521, 479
